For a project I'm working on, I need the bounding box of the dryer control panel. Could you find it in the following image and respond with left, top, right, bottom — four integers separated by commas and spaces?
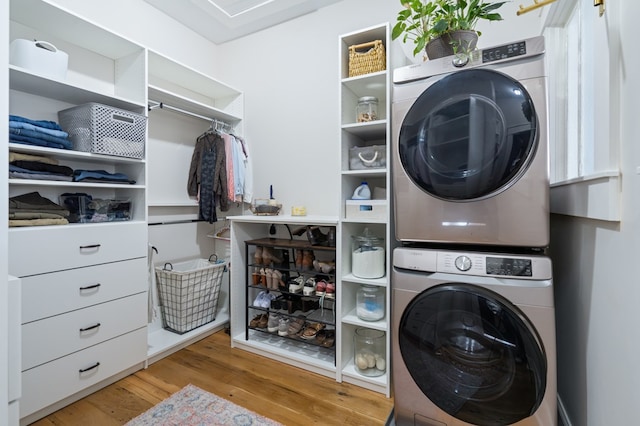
482, 41, 527, 63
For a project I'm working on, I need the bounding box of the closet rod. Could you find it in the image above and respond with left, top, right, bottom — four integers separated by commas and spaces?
148, 100, 211, 122
148, 100, 233, 131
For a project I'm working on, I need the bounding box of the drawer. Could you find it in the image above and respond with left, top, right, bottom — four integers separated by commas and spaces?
9, 222, 147, 277
22, 292, 147, 371
21, 257, 147, 323
20, 327, 147, 419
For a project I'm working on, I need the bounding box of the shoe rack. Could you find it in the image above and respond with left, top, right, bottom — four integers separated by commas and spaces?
229, 216, 340, 380
338, 23, 392, 397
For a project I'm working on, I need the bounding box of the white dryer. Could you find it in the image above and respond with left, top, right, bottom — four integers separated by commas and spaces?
392, 247, 556, 426
392, 37, 549, 248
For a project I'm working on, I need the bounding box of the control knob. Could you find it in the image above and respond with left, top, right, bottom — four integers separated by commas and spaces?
455, 255, 472, 271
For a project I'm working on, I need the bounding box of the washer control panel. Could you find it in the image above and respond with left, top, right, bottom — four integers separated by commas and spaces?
394, 248, 552, 280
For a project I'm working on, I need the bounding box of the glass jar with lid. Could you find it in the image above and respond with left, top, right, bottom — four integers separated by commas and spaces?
354, 327, 386, 377
356, 96, 378, 123
357, 284, 385, 321
352, 228, 385, 279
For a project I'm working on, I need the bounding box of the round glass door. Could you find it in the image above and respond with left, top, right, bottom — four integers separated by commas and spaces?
399, 284, 547, 425
398, 69, 538, 201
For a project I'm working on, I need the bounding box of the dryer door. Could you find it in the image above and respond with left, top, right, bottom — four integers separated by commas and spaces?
398, 68, 538, 201
399, 283, 547, 425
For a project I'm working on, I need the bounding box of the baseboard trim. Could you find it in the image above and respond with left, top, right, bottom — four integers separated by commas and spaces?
557, 394, 572, 426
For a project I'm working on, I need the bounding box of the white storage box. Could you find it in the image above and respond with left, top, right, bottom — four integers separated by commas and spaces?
346, 200, 387, 220
9, 39, 68, 80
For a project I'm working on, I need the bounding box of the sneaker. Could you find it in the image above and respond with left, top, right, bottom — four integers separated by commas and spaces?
267, 313, 280, 333
277, 317, 290, 336
253, 291, 266, 307
303, 277, 316, 296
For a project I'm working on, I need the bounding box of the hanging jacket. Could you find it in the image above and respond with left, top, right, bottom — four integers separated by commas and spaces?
187, 132, 229, 222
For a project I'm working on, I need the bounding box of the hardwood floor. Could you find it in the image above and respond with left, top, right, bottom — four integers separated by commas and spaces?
31, 330, 394, 425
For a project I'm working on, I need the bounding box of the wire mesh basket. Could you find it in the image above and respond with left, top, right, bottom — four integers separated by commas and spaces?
155, 255, 226, 334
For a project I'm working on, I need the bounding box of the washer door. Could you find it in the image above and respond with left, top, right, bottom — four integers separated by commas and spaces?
398, 68, 538, 201
399, 284, 547, 426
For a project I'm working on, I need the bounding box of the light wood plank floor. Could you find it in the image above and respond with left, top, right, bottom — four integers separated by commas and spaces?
32, 330, 394, 425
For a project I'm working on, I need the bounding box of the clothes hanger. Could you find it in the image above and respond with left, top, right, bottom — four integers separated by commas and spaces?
207, 219, 230, 241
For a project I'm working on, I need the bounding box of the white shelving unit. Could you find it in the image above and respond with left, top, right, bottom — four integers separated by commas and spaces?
8, 1, 148, 424
338, 24, 392, 397
146, 50, 243, 362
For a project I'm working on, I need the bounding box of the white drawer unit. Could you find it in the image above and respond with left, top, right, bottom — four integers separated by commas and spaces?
20, 257, 147, 323
22, 293, 147, 371
20, 327, 148, 419
8, 222, 147, 277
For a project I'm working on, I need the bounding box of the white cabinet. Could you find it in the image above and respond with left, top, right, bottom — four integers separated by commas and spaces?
8, 1, 148, 423
338, 24, 392, 397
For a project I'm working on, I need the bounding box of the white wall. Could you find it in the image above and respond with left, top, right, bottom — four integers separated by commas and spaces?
213, 0, 545, 215
550, 0, 640, 424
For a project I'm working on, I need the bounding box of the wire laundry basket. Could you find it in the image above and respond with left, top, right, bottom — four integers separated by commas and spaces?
155, 254, 226, 334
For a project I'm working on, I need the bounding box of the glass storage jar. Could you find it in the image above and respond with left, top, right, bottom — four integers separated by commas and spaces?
356, 284, 385, 321
356, 96, 378, 123
352, 228, 385, 279
354, 327, 386, 377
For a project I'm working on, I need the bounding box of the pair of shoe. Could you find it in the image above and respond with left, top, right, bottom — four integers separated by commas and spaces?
301, 322, 325, 340
254, 246, 284, 266
288, 317, 306, 337
303, 277, 317, 296
294, 250, 315, 271
315, 329, 335, 347
265, 269, 284, 290
277, 317, 290, 336
267, 313, 280, 333
253, 291, 276, 308
313, 259, 336, 274
249, 313, 268, 328
316, 280, 335, 298
289, 276, 305, 294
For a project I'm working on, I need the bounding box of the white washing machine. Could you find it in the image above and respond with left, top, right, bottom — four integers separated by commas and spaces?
392, 247, 556, 426
392, 36, 549, 248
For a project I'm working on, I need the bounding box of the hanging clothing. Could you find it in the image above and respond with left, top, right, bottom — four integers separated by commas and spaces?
234, 135, 253, 204
222, 133, 235, 203
187, 132, 229, 223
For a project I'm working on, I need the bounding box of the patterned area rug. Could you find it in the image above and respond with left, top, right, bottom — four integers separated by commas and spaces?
126, 384, 283, 426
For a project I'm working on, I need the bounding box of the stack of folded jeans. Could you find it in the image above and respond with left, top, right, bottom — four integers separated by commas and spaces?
9, 114, 73, 150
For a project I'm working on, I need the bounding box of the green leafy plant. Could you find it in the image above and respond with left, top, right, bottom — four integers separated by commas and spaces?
392, 0, 507, 57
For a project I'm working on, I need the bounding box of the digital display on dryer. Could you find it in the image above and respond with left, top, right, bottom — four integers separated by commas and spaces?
482, 41, 527, 63
486, 257, 532, 276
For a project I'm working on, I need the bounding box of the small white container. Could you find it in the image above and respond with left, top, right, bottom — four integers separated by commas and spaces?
10, 39, 68, 80
346, 200, 387, 220
352, 228, 385, 279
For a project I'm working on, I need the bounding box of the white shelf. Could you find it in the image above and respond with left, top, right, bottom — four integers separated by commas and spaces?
147, 312, 229, 364
9, 67, 145, 112
232, 330, 336, 379
341, 121, 387, 138
148, 85, 241, 125
9, 143, 146, 164
341, 309, 388, 331
341, 359, 388, 394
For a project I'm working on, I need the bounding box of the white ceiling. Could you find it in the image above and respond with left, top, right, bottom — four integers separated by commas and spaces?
144, 0, 343, 44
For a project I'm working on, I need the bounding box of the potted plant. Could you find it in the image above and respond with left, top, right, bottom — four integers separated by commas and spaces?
392, 0, 506, 60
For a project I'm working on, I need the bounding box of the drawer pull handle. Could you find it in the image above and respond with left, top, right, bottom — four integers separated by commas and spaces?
79, 362, 100, 373
79, 323, 101, 332
79, 244, 101, 250
79, 283, 101, 291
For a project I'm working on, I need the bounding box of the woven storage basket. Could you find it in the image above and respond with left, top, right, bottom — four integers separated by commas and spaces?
348, 40, 386, 77
155, 256, 226, 334
58, 102, 146, 159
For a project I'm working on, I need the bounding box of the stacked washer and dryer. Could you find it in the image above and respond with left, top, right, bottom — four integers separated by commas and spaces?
390, 36, 556, 426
